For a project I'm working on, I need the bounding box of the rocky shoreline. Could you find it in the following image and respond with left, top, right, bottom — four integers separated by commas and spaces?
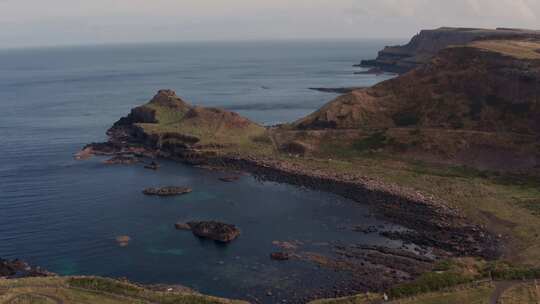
82, 140, 501, 261
0, 258, 55, 279
77, 88, 504, 301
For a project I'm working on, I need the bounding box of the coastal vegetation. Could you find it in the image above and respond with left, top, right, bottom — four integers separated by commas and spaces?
0, 277, 247, 304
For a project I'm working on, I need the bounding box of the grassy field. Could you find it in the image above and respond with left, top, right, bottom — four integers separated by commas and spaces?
499, 282, 540, 304
281, 151, 540, 267
0, 277, 247, 304
308, 283, 494, 304
469, 40, 540, 60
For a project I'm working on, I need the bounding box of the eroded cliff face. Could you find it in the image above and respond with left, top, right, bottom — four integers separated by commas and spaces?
360, 27, 540, 73
293, 39, 540, 171
300, 44, 540, 134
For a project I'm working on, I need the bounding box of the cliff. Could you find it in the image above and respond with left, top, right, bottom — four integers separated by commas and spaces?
292, 38, 540, 171
360, 27, 540, 73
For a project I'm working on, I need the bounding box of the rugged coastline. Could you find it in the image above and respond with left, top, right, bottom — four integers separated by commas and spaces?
77, 88, 505, 301
359, 27, 540, 73
72, 30, 540, 302
83, 138, 501, 260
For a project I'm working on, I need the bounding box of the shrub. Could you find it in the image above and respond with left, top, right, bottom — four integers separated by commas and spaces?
392, 112, 420, 127
483, 262, 540, 280
251, 133, 273, 144
388, 272, 472, 298
68, 277, 140, 296
352, 132, 392, 151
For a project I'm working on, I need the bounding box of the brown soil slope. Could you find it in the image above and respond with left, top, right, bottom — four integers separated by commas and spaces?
292, 39, 540, 171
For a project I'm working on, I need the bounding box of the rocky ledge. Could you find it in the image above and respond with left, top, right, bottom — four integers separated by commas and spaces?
143, 186, 192, 196
309, 87, 364, 94
1, 258, 55, 278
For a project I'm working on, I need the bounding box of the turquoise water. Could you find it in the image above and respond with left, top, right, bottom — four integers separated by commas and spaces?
0, 40, 401, 302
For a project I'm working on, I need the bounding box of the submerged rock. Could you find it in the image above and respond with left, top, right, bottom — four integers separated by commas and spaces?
187, 221, 240, 243
143, 187, 192, 196
270, 252, 291, 261
219, 176, 240, 182
116, 236, 131, 247
144, 161, 160, 170
309, 87, 364, 94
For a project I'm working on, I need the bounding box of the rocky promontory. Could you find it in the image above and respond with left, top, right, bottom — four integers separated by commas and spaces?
295, 37, 540, 172
359, 27, 540, 73
0, 258, 55, 278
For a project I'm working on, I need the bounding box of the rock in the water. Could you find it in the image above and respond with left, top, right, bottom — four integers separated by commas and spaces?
116, 236, 131, 247
175, 222, 192, 231
187, 221, 240, 243
270, 252, 291, 261
143, 187, 192, 196
104, 155, 139, 165
309, 87, 364, 94
219, 176, 240, 182
1, 258, 54, 278
144, 161, 160, 170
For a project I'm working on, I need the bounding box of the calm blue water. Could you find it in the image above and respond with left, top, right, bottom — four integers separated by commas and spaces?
0, 40, 401, 301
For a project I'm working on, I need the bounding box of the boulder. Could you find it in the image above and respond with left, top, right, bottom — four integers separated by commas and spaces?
175, 222, 192, 231
270, 252, 291, 261
187, 221, 240, 243
144, 161, 160, 170
279, 141, 313, 156
143, 187, 192, 196
116, 236, 131, 247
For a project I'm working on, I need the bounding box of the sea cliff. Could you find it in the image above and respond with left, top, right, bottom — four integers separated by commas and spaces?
360, 27, 540, 73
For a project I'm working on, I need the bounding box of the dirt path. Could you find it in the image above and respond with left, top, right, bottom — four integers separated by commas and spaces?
5, 292, 64, 304
489, 281, 519, 304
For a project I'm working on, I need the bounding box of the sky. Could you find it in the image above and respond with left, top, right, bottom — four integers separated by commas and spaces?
0, 0, 539, 48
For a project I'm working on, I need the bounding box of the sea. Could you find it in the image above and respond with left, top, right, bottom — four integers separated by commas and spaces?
0, 39, 402, 302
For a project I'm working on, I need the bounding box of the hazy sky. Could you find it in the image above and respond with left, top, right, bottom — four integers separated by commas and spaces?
1, 0, 539, 48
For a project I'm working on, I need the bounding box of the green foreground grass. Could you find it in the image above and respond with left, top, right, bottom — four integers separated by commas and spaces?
0, 277, 247, 304
309, 284, 494, 304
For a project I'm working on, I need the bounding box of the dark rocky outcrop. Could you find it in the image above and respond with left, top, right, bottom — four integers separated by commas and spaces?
270, 252, 291, 261
187, 221, 240, 243
219, 176, 240, 182
279, 141, 313, 156
144, 161, 160, 170
143, 187, 192, 196
0, 258, 55, 278
309, 87, 364, 94
360, 27, 540, 73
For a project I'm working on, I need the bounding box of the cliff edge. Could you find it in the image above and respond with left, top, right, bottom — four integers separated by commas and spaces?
360, 27, 540, 73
